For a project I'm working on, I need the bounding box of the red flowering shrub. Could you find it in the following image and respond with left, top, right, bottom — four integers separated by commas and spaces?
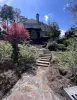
2, 22, 29, 63
2, 22, 29, 44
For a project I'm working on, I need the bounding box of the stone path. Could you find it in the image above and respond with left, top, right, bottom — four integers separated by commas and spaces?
2, 49, 60, 100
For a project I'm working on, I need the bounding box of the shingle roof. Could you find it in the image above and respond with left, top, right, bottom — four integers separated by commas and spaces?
25, 18, 38, 24
25, 19, 48, 31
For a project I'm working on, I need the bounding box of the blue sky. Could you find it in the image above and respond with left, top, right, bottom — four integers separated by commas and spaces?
0, 0, 75, 36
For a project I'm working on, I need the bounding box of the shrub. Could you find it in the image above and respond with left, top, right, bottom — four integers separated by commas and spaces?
63, 37, 77, 47
58, 44, 67, 51
24, 41, 30, 47
19, 44, 39, 62
0, 41, 12, 61
52, 51, 77, 69
0, 41, 39, 64
2, 22, 29, 63
47, 41, 58, 51
47, 41, 66, 51
52, 37, 77, 68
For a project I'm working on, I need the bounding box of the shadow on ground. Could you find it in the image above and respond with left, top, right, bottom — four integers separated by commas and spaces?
0, 58, 37, 99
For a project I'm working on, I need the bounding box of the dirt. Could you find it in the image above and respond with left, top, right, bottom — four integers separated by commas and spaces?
0, 59, 37, 100
47, 62, 77, 99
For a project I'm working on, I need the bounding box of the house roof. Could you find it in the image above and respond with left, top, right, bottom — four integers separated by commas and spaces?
25, 18, 38, 24
25, 19, 49, 31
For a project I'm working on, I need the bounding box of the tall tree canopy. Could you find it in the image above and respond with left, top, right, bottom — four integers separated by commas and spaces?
14, 8, 21, 22
19, 16, 28, 25
0, 4, 14, 24
47, 21, 61, 40
67, 0, 77, 22
0, 4, 28, 25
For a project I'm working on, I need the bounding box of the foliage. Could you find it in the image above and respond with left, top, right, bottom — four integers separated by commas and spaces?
47, 21, 61, 40
67, 0, 77, 22
0, 41, 39, 63
14, 8, 21, 22
0, 4, 14, 24
47, 41, 58, 51
65, 27, 76, 38
19, 16, 28, 25
24, 41, 30, 47
19, 44, 39, 62
3, 22, 29, 44
47, 41, 66, 51
52, 37, 77, 68
57, 44, 67, 51
0, 41, 12, 61
3, 22, 29, 63
0, 4, 28, 25
63, 37, 77, 47
52, 51, 77, 69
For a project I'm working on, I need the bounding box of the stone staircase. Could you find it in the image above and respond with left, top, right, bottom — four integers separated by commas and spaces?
36, 49, 51, 68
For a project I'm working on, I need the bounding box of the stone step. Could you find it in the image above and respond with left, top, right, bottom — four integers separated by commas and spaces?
36, 63, 49, 67
40, 49, 51, 54
40, 58, 50, 61
37, 60, 50, 64
40, 54, 51, 57
40, 56, 50, 59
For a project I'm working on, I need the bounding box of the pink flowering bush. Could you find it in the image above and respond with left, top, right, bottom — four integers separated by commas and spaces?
2, 22, 29, 63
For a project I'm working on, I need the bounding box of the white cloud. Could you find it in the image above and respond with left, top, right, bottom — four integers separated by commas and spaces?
63, 3, 70, 10
60, 29, 66, 37
44, 13, 54, 22
44, 15, 49, 22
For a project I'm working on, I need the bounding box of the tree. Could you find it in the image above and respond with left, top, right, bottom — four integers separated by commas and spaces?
14, 8, 21, 22
67, 0, 77, 22
65, 27, 76, 38
19, 16, 28, 25
0, 4, 14, 25
47, 21, 61, 40
2, 22, 29, 63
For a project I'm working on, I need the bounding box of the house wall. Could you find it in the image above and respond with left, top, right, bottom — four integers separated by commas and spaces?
40, 31, 47, 37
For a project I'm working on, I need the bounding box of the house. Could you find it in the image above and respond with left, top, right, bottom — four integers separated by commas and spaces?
25, 13, 49, 44
0, 14, 49, 43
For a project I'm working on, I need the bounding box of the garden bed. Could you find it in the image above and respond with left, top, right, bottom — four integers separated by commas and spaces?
48, 51, 77, 99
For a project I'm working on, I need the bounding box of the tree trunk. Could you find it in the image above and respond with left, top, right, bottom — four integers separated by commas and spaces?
6, 19, 8, 26
11, 44, 19, 63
